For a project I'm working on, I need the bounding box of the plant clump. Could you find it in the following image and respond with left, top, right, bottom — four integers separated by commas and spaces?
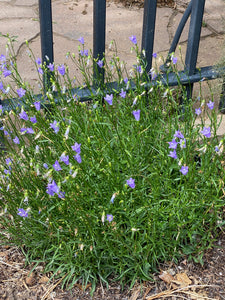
0, 34, 224, 292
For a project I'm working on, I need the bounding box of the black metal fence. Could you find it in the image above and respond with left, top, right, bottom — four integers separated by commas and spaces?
1, 0, 225, 111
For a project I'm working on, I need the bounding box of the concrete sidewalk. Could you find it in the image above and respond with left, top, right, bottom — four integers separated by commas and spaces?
0, 0, 224, 132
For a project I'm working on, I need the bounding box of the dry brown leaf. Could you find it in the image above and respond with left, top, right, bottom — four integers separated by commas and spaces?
129, 286, 141, 300
173, 272, 192, 286
38, 276, 49, 284
159, 271, 174, 284
25, 272, 36, 286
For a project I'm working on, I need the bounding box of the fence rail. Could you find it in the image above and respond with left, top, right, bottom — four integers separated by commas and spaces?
1, 0, 225, 112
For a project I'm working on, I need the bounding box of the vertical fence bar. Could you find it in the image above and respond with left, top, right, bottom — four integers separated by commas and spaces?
38, 0, 54, 91
93, 0, 106, 85
141, 0, 157, 74
184, 0, 205, 100
160, 1, 192, 72
219, 78, 225, 113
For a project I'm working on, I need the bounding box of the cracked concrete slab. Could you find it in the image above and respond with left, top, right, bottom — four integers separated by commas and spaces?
0, 3, 35, 18
0, 18, 40, 53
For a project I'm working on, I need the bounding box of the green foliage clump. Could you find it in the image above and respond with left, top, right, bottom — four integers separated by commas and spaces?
0, 35, 224, 291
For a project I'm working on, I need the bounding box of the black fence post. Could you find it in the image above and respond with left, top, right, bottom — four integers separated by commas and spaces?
93, 0, 106, 86
38, 0, 54, 91
219, 78, 225, 113
184, 0, 205, 101
141, 0, 157, 74
160, 1, 192, 72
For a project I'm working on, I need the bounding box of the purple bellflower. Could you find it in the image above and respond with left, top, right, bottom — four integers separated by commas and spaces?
71, 142, 81, 154
17, 208, 28, 218
126, 177, 135, 189
53, 160, 62, 171
168, 139, 178, 149
17, 88, 26, 98
168, 150, 177, 159
34, 101, 41, 111
104, 94, 113, 105
132, 110, 140, 121
57, 64, 65, 76
50, 120, 60, 133
106, 214, 113, 222
73, 154, 82, 164
201, 127, 211, 138
180, 166, 189, 175
129, 35, 137, 45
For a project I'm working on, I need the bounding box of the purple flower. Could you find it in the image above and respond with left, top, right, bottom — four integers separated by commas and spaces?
53, 160, 62, 171
34, 101, 41, 111
21, 127, 34, 134
180, 166, 189, 175
168, 150, 177, 159
119, 89, 126, 98
57, 64, 65, 76
124, 77, 128, 84
0, 82, 4, 91
58, 191, 65, 199
78, 37, 84, 45
104, 94, 113, 106
6, 158, 12, 165
106, 214, 113, 222
20, 128, 27, 133
73, 154, 82, 164
97, 60, 103, 68
0, 55, 6, 63
50, 120, 59, 133
4, 169, 11, 175
132, 110, 140, 121
19, 110, 29, 121
168, 139, 178, 149
60, 153, 69, 165
207, 101, 214, 110
135, 65, 142, 73
36, 58, 41, 65
152, 52, 157, 58
43, 163, 48, 169
129, 35, 137, 45
195, 108, 201, 116
46, 180, 60, 196
179, 138, 186, 149
201, 127, 211, 138
215, 146, 219, 152
48, 63, 54, 72
13, 136, 20, 144
3, 69, 11, 77
71, 142, 81, 154
17, 208, 28, 218
172, 56, 178, 64
126, 177, 135, 189
30, 116, 37, 124
17, 88, 26, 98
26, 127, 35, 134
174, 131, 184, 139
80, 49, 88, 57
38, 67, 43, 75
4, 130, 10, 137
